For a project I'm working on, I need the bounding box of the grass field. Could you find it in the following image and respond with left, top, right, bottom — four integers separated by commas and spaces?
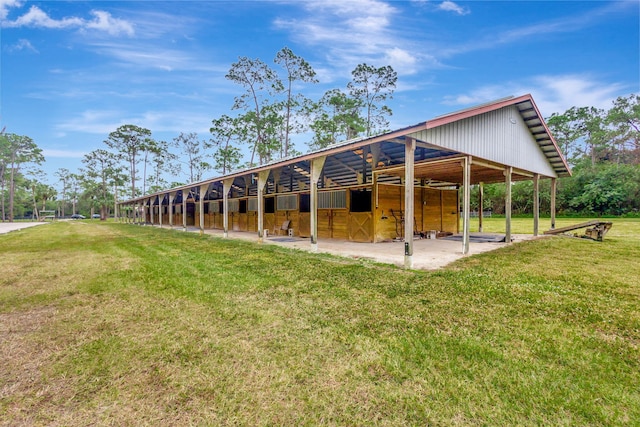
1, 218, 638, 425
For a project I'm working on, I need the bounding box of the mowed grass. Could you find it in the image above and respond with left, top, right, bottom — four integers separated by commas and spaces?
0, 219, 638, 426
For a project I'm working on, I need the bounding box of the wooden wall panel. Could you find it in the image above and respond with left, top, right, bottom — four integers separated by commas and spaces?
422, 188, 443, 231
298, 213, 310, 237
332, 211, 348, 239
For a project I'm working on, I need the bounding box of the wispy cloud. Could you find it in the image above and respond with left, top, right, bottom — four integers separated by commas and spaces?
442, 74, 629, 116
438, 1, 469, 16
274, 0, 421, 76
7, 38, 37, 53
56, 109, 215, 136
1, 3, 134, 36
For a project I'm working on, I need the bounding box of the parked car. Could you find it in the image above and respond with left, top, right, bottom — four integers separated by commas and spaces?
71, 214, 85, 219
92, 214, 101, 219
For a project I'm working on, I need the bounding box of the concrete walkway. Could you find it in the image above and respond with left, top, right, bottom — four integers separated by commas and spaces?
147, 223, 538, 270
0, 222, 50, 234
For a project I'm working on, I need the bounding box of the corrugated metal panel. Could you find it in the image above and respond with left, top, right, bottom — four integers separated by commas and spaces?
411, 105, 556, 177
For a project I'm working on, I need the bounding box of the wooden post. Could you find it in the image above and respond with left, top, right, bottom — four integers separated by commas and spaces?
505, 167, 512, 243
404, 137, 415, 269
257, 171, 270, 242
478, 182, 484, 233
462, 156, 471, 255
182, 190, 187, 231
550, 178, 557, 230
199, 184, 208, 235
169, 191, 176, 227
223, 179, 233, 238
533, 173, 539, 236
159, 195, 163, 228
310, 156, 327, 253
149, 198, 154, 225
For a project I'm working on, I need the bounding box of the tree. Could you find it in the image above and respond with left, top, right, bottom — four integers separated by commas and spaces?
3, 133, 44, 222
606, 94, 640, 164
308, 89, 366, 149
347, 63, 397, 136
83, 149, 120, 220
55, 168, 70, 218
104, 124, 152, 198
210, 115, 242, 175
274, 47, 318, 157
148, 140, 179, 193
0, 133, 10, 221
226, 56, 282, 166
171, 132, 212, 182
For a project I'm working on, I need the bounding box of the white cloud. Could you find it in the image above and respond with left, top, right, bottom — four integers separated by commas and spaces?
442, 74, 628, 116
438, 1, 469, 16
84, 10, 134, 37
2, 4, 134, 36
8, 38, 37, 53
0, 0, 22, 20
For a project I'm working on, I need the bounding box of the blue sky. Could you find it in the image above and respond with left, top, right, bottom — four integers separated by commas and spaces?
1, 0, 638, 186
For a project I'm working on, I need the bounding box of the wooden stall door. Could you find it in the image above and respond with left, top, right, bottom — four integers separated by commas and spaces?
238, 213, 247, 231
441, 190, 459, 233
298, 213, 310, 237
349, 212, 373, 242
422, 188, 444, 231
318, 210, 332, 238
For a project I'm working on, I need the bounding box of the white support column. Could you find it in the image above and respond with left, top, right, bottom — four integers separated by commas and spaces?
199, 184, 208, 235
159, 195, 163, 228
169, 191, 176, 227
505, 167, 513, 243
149, 197, 155, 226
533, 173, 540, 236
462, 156, 471, 255
182, 190, 188, 231
257, 171, 270, 243
478, 182, 484, 233
404, 137, 415, 269
550, 178, 557, 230
223, 179, 233, 238
310, 156, 327, 253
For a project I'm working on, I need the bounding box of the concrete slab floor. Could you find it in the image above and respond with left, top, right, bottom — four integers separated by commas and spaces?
151, 224, 539, 270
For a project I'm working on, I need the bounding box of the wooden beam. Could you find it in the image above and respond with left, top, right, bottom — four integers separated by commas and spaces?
462, 156, 471, 255
550, 178, 557, 230
223, 179, 233, 238
310, 156, 327, 252
533, 173, 539, 236
478, 182, 484, 233
149, 197, 154, 225
169, 191, 176, 227
257, 170, 270, 242
404, 137, 415, 269
504, 167, 512, 243
199, 183, 208, 235
182, 190, 187, 231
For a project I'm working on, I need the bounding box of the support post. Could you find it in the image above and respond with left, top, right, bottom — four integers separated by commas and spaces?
199, 184, 208, 235
533, 173, 540, 236
159, 195, 163, 228
182, 190, 187, 231
404, 137, 415, 269
149, 198, 154, 225
169, 192, 176, 227
223, 179, 233, 238
505, 167, 512, 244
257, 171, 270, 243
310, 156, 327, 253
550, 178, 557, 230
462, 156, 471, 255
478, 182, 484, 233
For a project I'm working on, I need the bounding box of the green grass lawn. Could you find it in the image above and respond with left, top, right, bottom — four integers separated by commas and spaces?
1, 218, 638, 425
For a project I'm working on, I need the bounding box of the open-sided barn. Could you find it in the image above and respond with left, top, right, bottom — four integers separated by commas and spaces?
118, 94, 571, 268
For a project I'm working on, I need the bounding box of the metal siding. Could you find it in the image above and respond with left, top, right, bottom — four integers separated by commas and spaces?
413, 105, 556, 177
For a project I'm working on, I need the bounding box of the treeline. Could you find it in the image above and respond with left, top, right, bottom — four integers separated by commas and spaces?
471, 94, 640, 217
1, 47, 397, 221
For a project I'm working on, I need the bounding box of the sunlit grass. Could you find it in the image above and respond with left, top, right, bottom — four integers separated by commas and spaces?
1, 219, 638, 425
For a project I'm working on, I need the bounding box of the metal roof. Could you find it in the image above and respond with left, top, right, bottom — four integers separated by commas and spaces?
122, 94, 570, 204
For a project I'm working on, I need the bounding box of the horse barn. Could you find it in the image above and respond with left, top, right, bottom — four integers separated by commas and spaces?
118, 94, 571, 268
